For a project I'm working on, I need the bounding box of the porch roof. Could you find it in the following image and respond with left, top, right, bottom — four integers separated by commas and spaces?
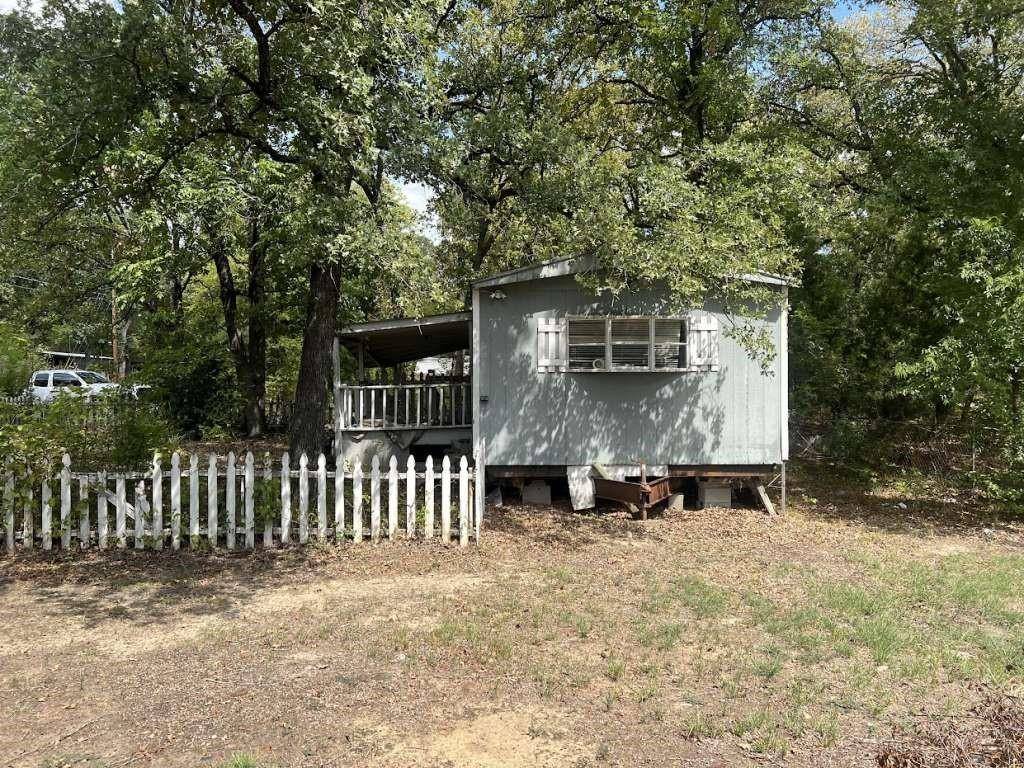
337, 312, 471, 368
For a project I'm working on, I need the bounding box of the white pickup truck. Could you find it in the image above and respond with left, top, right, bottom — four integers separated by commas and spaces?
28, 369, 119, 402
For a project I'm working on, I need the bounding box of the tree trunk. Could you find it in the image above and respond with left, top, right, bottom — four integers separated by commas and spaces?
245, 215, 268, 437
111, 288, 131, 382
209, 226, 266, 437
289, 260, 341, 458
1011, 365, 1021, 425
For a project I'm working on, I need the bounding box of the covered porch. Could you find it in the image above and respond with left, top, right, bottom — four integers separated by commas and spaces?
331, 312, 473, 464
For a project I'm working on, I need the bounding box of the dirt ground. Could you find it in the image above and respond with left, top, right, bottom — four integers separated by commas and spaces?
1, 461, 1022, 768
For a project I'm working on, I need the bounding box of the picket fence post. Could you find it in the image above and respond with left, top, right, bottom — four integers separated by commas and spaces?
334, 460, 344, 542
459, 456, 470, 548
22, 468, 33, 551
352, 463, 363, 543
388, 456, 398, 541
262, 453, 273, 548
189, 454, 199, 542
405, 455, 415, 539
280, 452, 291, 545
3, 462, 13, 554
170, 454, 181, 551
244, 452, 255, 549
441, 456, 451, 544
60, 454, 71, 550
115, 476, 126, 549
41, 474, 52, 551
424, 456, 435, 539
151, 454, 162, 551
93, 471, 106, 550
298, 453, 309, 544
226, 452, 236, 551
474, 443, 484, 543
134, 480, 146, 550
317, 454, 327, 542
204, 455, 217, 546
370, 456, 381, 543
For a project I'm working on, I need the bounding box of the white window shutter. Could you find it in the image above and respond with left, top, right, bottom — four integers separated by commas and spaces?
687, 311, 720, 371
537, 317, 568, 372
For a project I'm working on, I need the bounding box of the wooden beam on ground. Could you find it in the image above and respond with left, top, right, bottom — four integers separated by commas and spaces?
754, 482, 776, 516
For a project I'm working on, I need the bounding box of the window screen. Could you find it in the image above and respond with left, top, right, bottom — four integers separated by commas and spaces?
610, 319, 650, 370
567, 318, 607, 370
653, 319, 687, 370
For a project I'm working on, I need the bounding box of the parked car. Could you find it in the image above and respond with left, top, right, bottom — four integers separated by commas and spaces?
28, 369, 119, 402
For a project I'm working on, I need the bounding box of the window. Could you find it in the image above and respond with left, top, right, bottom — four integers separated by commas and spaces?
567, 318, 605, 370
33, 373, 49, 387
610, 318, 651, 370
77, 371, 109, 384
654, 319, 687, 370
567, 317, 688, 372
51, 372, 81, 388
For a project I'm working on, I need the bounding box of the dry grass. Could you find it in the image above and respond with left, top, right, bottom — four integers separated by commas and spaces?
1, 459, 1022, 767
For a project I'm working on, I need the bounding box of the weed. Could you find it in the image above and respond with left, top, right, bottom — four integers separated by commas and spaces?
565, 611, 593, 638
639, 621, 682, 651
750, 728, 789, 757
752, 646, 785, 680
731, 709, 770, 737
219, 756, 261, 768
605, 656, 626, 682
680, 711, 723, 740
672, 576, 730, 618
813, 710, 840, 747
601, 688, 618, 712
634, 681, 659, 704
854, 615, 905, 664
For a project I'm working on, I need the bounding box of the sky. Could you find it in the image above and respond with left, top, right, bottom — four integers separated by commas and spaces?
0, 0, 41, 11
399, 181, 440, 243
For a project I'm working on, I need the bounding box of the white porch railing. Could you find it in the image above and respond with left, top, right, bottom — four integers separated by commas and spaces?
338, 382, 471, 431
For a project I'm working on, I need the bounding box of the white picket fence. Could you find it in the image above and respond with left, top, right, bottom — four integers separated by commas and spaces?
1, 452, 481, 553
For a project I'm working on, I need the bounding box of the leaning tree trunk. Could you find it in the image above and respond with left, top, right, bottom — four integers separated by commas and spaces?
289, 260, 341, 458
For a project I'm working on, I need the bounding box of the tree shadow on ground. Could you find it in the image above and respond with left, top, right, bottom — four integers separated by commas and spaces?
788, 458, 1024, 541
0, 545, 376, 630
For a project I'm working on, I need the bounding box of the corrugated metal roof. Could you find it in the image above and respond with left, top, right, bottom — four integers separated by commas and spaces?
337, 312, 470, 368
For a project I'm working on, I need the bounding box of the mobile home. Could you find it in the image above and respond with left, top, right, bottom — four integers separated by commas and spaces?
333, 257, 789, 509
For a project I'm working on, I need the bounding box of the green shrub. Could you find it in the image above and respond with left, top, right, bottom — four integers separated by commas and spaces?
135, 312, 241, 437
0, 389, 178, 470
0, 323, 40, 396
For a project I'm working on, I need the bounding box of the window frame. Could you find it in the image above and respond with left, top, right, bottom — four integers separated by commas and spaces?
566, 315, 689, 373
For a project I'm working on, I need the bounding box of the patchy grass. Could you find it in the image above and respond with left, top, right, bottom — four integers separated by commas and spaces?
220, 757, 263, 768
1, 461, 1022, 767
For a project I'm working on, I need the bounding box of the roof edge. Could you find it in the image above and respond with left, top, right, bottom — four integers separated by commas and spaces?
338, 311, 471, 337
473, 258, 798, 289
